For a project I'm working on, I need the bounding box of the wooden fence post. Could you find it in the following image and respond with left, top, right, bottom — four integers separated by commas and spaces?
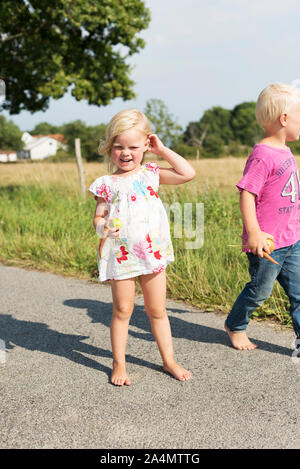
75, 138, 86, 197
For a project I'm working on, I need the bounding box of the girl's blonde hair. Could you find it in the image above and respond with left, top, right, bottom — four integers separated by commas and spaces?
98, 109, 152, 172
256, 82, 300, 128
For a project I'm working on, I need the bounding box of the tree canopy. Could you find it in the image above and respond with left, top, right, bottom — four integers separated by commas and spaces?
0, 0, 150, 114
230, 102, 264, 146
183, 102, 264, 156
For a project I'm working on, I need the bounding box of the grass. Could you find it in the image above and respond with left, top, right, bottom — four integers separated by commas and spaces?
0, 157, 296, 329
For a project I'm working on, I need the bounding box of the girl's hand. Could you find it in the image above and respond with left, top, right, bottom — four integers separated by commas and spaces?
105, 218, 120, 238
148, 134, 165, 155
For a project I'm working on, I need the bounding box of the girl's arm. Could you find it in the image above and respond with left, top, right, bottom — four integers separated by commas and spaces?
93, 197, 109, 230
240, 190, 273, 257
148, 134, 196, 185
93, 197, 120, 237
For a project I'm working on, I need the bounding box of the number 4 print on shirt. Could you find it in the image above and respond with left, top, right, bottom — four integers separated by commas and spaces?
281, 169, 300, 202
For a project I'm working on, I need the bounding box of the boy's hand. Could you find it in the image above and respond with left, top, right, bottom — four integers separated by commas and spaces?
148, 134, 165, 155
247, 231, 274, 258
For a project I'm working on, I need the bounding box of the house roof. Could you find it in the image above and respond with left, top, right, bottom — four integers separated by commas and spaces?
32, 134, 66, 143
0, 149, 16, 154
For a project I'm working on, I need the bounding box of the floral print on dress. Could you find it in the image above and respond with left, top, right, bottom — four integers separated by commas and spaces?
145, 162, 160, 174
133, 179, 148, 196
88, 162, 174, 281
116, 245, 129, 264
147, 186, 159, 198
95, 183, 112, 202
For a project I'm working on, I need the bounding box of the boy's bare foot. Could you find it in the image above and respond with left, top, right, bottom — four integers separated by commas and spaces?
163, 361, 192, 382
224, 323, 258, 350
111, 361, 131, 386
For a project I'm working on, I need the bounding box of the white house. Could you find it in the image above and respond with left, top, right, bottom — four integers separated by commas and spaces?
20, 132, 67, 160
0, 150, 17, 163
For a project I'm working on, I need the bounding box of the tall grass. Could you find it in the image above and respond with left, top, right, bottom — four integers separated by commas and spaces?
0, 161, 292, 328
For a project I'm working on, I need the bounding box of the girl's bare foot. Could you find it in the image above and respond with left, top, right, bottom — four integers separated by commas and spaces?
163, 361, 192, 381
224, 323, 258, 350
111, 361, 131, 386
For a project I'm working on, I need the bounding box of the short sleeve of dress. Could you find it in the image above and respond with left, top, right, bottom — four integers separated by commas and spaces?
144, 162, 160, 192
88, 176, 113, 203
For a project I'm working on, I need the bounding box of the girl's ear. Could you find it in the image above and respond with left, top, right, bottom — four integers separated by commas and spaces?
145, 136, 151, 151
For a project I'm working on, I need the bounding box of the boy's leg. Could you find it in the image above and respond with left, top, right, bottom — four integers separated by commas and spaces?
277, 240, 300, 341
225, 252, 280, 350
110, 277, 136, 386
138, 271, 191, 381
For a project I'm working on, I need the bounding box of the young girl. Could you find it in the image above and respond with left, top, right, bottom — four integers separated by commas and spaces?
88, 109, 195, 386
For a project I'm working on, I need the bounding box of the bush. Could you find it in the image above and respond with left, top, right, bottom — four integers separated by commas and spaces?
172, 143, 201, 159
288, 140, 300, 155
202, 135, 225, 158
227, 141, 252, 157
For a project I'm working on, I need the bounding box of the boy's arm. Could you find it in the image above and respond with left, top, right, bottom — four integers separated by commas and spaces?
240, 190, 273, 257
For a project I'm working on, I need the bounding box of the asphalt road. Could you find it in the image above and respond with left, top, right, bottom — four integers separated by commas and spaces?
0, 263, 299, 449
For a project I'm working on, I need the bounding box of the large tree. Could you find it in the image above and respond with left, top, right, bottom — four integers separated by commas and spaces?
230, 102, 264, 146
184, 106, 233, 147
0, 0, 150, 114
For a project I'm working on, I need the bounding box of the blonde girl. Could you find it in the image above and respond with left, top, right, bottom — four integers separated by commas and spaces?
88, 109, 195, 385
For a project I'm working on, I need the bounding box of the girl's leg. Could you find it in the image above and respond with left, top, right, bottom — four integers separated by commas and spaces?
138, 271, 191, 381
110, 277, 136, 386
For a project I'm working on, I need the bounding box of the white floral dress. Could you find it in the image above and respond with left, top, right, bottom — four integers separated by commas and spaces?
88, 162, 174, 282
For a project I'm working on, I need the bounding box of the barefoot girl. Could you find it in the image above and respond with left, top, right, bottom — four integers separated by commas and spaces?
88, 109, 195, 385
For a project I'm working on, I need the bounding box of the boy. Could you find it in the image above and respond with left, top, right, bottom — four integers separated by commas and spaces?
225, 83, 300, 351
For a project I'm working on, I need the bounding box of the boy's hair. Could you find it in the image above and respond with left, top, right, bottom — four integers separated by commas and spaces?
256, 82, 300, 128
98, 109, 151, 172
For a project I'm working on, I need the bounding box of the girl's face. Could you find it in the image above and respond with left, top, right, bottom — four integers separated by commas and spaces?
111, 127, 149, 173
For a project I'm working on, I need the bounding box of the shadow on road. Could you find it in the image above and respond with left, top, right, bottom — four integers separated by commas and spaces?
64, 298, 292, 357
0, 312, 162, 382
0, 298, 292, 382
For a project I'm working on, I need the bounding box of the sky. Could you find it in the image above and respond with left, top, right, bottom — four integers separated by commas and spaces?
2, 0, 300, 132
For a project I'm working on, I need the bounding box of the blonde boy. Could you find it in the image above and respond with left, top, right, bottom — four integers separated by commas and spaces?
225, 83, 300, 351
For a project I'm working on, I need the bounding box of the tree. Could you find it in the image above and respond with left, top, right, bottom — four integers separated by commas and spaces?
59, 120, 106, 161
144, 99, 182, 148
30, 122, 60, 135
202, 135, 225, 158
0, 0, 150, 114
0, 116, 23, 150
184, 106, 233, 147
230, 102, 264, 146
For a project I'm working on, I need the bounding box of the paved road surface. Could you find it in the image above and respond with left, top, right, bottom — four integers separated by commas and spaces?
0, 263, 299, 449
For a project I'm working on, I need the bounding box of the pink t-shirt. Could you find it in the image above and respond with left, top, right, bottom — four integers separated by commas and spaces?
237, 143, 300, 251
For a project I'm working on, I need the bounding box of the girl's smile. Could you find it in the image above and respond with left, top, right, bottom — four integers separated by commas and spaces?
111, 128, 149, 174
